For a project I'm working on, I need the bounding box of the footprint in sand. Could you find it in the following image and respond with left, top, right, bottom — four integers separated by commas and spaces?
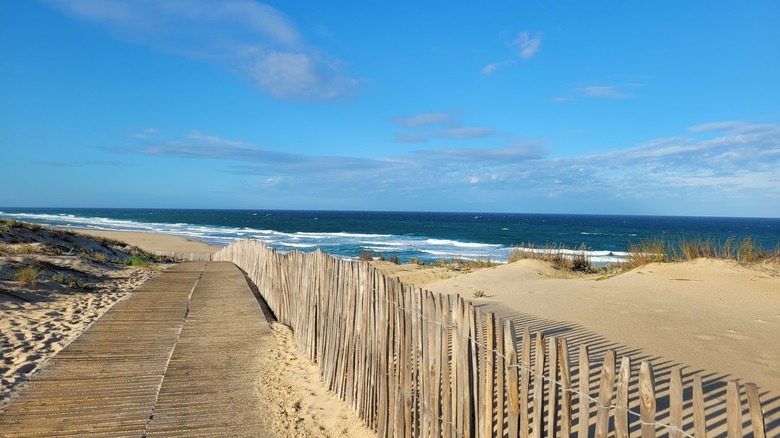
695, 334, 717, 341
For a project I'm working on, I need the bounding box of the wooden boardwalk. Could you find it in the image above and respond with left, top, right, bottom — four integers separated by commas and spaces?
0, 261, 275, 437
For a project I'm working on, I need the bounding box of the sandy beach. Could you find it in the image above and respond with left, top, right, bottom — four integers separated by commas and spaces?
3, 224, 778, 434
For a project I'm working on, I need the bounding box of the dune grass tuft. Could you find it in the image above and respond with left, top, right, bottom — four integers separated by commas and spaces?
624, 235, 773, 269
15, 266, 41, 286
508, 242, 594, 272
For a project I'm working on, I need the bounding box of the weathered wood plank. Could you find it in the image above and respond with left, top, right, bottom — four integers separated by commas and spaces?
578, 344, 590, 438
546, 335, 558, 438
521, 326, 532, 438
532, 332, 546, 438
639, 362, 656, 438
615, 356, 631, 438
670, 367, 683, 438
745, 383, 766, 438
727, 381, 741, 438
505, 321, 520, 438
559, 338, 573, 438
595, 350, 615, 438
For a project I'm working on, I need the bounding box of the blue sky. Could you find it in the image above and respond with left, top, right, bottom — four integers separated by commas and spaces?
1, 1, 779, 217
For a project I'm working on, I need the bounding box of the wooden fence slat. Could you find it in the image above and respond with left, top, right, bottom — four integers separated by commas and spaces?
578, 344, 590, 438
745, 383, 766, 438
616, 356, 631, 438
532, 332, 546, 438
496, 318, 506, 438
474, 309, 485, 437
670, 367, 683, 438
727, 381, 741, 438
485, 312, 496, 438
558, 339, 572, 438
692, 375, 707, 438
505, 321, 520, 438
546, 336, 558, 438
595, 350, 615, 438
521, 326, 532, 438
438, 294, 451, 438
639, 362, 656, 438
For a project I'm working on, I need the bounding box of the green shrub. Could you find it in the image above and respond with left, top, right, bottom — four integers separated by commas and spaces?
473, 290, 486, 298
124, 255, 150, 267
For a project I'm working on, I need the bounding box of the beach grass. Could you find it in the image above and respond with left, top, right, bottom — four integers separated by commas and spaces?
507, 242, 595, 272
625, 235, 775, 268
52, 272, 82, 288
15, 266, 41, 286
124, 255, 151, 268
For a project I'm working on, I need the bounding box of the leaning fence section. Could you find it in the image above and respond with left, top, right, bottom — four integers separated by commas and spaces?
214, 240, 768, 438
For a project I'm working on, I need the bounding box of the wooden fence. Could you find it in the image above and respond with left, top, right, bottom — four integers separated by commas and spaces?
214, 240, 768, 438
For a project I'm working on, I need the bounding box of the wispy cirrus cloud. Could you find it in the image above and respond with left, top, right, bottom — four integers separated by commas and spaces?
481, 60, 515, 75
391, 111, 496, 143
391, 112, 457, 128
552, 84, 636, 103
481, 30, 541, 75
513, 31, 542, 59
580, 85, 633, 99
110, 122, 780, 214
46, 0, 358, 101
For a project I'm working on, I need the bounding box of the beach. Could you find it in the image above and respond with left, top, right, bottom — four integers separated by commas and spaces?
2, 226, 778, 434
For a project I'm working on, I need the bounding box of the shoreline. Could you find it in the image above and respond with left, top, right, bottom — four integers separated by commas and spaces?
67, 228, 221, 254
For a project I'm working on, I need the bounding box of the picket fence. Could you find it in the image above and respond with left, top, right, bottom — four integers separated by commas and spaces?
214, 240, 768, 438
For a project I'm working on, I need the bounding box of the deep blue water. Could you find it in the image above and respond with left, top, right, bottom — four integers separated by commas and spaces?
1, 208, 778, 264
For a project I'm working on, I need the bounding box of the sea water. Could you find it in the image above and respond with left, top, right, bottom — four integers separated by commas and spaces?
1, 208, 778, 265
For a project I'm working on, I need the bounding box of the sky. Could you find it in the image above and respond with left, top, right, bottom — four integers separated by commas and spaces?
1, 1, 779, 217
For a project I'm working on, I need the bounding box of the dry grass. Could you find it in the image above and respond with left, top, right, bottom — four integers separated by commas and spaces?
624, 236, 774, 269
15, 266, 41, 286
429, 258, 499, 273
508, 242, 594, 272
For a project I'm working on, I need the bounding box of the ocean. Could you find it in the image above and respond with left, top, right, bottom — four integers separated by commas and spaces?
1, 208, 778, 265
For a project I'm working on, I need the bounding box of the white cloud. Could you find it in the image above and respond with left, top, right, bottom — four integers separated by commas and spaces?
46, 0, 357, 101
513, 31, 542, 59
391, 112, 456, 127
434, 127, 495, 139
580, 86, 632, 99
481, 60, 514, 75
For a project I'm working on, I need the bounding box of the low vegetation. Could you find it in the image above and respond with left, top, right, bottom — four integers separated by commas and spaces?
508, 242, 595, 273
52, 272, 82, 288
15, 266, 41, 286
429, 258, 498, 273
124, 255, 151, 268
623, 236, 778, 270
472, 290, 486, 298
